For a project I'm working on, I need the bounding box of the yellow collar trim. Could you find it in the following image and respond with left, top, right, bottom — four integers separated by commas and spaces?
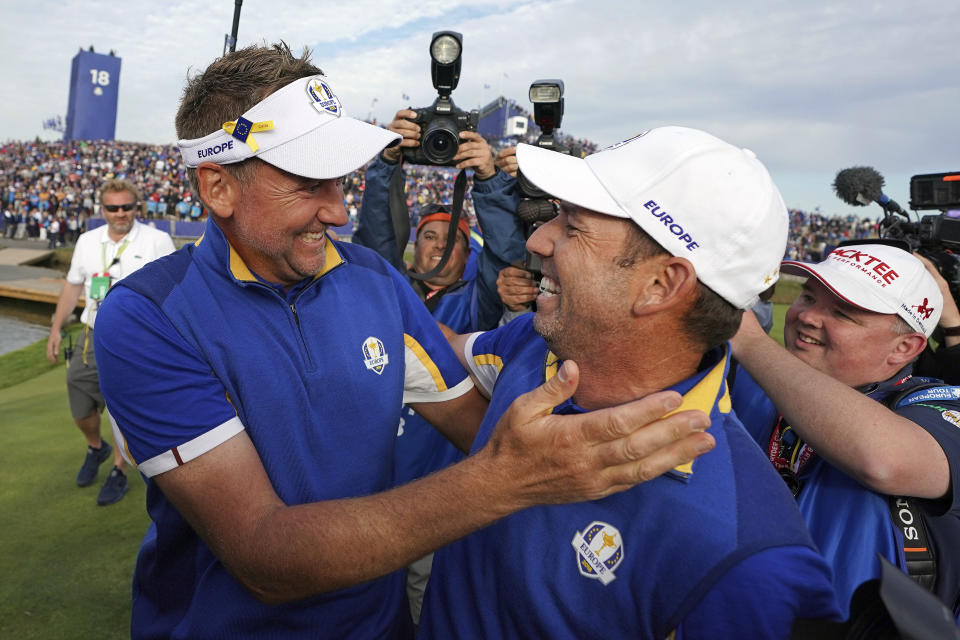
227, 234, 345, 283
543, 347, 731, 477
664, 347, 731, 476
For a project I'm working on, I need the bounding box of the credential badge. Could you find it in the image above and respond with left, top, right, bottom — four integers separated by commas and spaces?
571, 521, 624, 585
362, 336, 389, 375
306, 77, 341, 116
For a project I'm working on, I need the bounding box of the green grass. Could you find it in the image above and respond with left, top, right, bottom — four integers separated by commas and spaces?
0, 324, 83, 391
768, 277, 802, 347
770, 278, 802, 306
0, 360, 149, 639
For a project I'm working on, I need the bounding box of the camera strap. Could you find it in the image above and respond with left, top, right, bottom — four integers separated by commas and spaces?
407, 169, 468, 282
387, 160, 411, 263
882, 381, 944, 592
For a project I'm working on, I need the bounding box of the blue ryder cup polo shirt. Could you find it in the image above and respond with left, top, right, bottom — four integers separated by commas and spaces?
419, 315, 840, 639
94, 218, 472, 640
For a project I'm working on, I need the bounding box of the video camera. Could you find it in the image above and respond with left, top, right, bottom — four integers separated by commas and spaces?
515, 79, 576, 275
833, 167, 960, 301
402, 31, 479, 167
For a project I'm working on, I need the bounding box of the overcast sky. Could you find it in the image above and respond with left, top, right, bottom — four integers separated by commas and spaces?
1, 0, 956, 218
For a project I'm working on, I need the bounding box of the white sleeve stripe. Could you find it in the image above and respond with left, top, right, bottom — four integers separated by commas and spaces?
107, 410, 133, 466
464, 332, 499, 397
136, 417, 245, 478
404, 376, 474, 405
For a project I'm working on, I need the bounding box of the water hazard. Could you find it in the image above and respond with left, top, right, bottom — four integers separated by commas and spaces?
0, 314, 49, 356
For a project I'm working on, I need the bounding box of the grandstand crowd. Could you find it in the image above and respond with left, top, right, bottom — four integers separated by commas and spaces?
1, 138, 878, 257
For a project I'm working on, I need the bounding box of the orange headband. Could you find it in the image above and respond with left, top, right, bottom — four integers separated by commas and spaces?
416, 211, 470, 241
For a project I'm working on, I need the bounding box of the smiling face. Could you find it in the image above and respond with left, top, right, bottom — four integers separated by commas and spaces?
412, 221, 469, 289
226, 162, 348, 287
101, 190, 137, 240
784, 278, 917, 387
525, 202, 645, 358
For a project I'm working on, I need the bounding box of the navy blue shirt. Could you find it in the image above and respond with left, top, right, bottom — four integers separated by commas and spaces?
732, 364, 960, 616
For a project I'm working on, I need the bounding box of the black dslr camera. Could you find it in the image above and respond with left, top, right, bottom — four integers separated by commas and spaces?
515, 79, 575, 275
833, 167, 960, 301
403, 31, 479, 167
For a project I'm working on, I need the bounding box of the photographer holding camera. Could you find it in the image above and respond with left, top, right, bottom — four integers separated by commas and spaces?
729, 243, 960, 620
352, 107, 526, 623
355, 108, 523, 331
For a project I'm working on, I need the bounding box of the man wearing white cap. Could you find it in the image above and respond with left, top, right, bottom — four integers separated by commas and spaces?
730, 241, 960, 618
419, 127, 841, 638
92, 44, 714, 639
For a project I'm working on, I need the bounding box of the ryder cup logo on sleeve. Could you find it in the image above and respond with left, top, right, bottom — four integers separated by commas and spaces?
571, 521, 624, 585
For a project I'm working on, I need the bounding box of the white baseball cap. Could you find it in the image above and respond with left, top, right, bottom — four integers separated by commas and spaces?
516, 126, 788, 309
178, 74, 400, 179
782, 243, 942, 337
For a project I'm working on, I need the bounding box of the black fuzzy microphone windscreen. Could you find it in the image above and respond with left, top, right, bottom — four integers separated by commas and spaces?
833, 166, 885, 206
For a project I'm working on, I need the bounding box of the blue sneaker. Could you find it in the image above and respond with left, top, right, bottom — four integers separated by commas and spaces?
96, 467, 129, 506
76, 441, 112, 487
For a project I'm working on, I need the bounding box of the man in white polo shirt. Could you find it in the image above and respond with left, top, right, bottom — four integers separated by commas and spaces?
46, 178, 175, 505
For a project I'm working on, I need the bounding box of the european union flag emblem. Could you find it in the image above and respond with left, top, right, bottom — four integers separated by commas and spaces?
232, 117, 252, 142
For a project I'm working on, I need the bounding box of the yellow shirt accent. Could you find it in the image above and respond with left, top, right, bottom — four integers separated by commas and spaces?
405, 334, 447, 392
228, 244, 258, 282
544, 351, 560, 382
122, 438, 137, 466
472, 352, 503, 371
227, 234, 345, 282
662, 346, 731, 476
541, 346, 730, 477
312, 238, 346, 280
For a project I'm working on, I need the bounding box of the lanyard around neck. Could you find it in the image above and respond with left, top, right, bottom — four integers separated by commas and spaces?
102, 238, 130, 273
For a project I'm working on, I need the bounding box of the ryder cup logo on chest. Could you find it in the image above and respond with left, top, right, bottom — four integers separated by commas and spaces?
571, 521, 624, 585
362, 337, 389, 375
306, 77, 341, 116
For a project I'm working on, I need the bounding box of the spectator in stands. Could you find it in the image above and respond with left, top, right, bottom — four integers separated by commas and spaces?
66, 213, 79, 244
45, 178, 175, 506
352, 108, 526, 622
47, 215, 60, 249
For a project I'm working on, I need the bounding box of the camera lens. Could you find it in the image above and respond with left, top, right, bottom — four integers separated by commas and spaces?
516, 197, 558, 225
517, 170, 550, 201
421, 118, 460, 165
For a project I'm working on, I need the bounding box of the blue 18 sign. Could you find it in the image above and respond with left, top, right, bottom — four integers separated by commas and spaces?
64, 50, 122, 141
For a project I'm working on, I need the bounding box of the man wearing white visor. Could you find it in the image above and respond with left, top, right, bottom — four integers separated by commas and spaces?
730, 241, 960, 620
92, 44, 715, 638
419, 127, 841, 638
